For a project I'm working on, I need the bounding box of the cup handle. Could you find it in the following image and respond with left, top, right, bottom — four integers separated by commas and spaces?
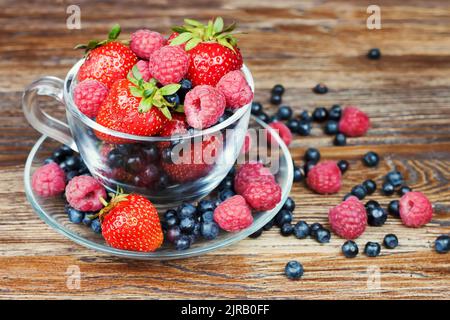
22, 76, 78, 152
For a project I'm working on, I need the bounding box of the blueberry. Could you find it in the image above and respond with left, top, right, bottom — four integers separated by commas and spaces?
67, 207, 84, 224
280, 223, 294, 236
297, 120, 312, 136
166, 215, 179, 228
53, 145, 73, 162
219, 189, 235, 201
44, 157, 56, 165
158, 174, 170, 188
367, 48, 381, 60
141, 144, 159, 162
258, 112, 270, 123
197, 199, 216, 213
315, 228, 331, 243
343, 193, 353, 201
90, 218, 102, 234
304, 148, 320, 164
177, 203, 197, 219
199, 221, 219, 240
313, 83, 328, 94
276, 105, 293, 120
398, 185, 412, 196
293, 221, 310, 239
251, 101, 263, 115
78, 163, 89, 175
362, 179, 377, 195
116, 144, 135, 154
309, 223, 323, 237
249, 228, 263, 239
66, 170, 79, 181
167, 226, 181, 243
179, 78, 193, 92
364, 242, 381, 257
362, 151, 379, 167
175, 235, 191, 250
263, 218, 275, 231
383, 234, 399, 249
434, 235, 450, 254
126, 156, 145, 173
286, 119, 300, 133
217, 110, 234, 123
381, 182, 395, 196
365, 200, 380, 211
161, 148, 174, 164
367, 206, 388, 226
201, 210, 214, 223
334, 133, 346, 146
179, 217, 196, 233
276, 209, 293, 226
285, 261, 304, 280
219, 177, 234, 191
303, 161, 315, 176
299, 110, 312, 122
385, 171, 403, 187
107, 149, 125, 168
82, 214, 92, 226
164, 93, 180, 106
164, 209, 177, 220
387, 200, 400, 217
328, 104, 342, 121
342, 240, 359, 258
293, 165, 304, 182
312, 107, 328, 122
324, 120, 339, 135
282, 197, 296, 212
270, 94, 282, 105
337, 160, 349, 173
351, 184, 367, 200
271, 84, 285, 96
64, 155, 82, 171
227, 167, 236, 177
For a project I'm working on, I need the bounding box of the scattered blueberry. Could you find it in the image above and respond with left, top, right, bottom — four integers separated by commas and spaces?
315, 228, 331, 243
381, 182, 395, 196
258, 112, 270, 123
67, 207, 84, 224
44, 157, 56, 165
286, 119, 300, 133
269, 114, 281, 123
282, 197, 296, 212
107, 149, 125, 168
280, 223, 294, 236
309, 223, 323, 237
367, 48, 381, 60
249, 228, 263, 239
312, 107, 328, 122
66, 170, 79, 181
362, 179, 377, 195
365, 200, 380, 211
164, 93, 180, 106
177, 203, 197, 219
398, 185, 412, 196
270, 94, 282, 105
328, 104, 342, 121
197, 199, 216, 213
434, 235, 450, 254
219, 188, 235, 201
297, 120, 312, 136
91, 218, 102, 234
271, 84, 285, 96
175, 235, 191, 250
385, 171, 403, 187
82, 214, 92, 226
364, 242, 381, 257
342, 240, 359, 258
276, 210, 293, 227
362, 151, 379, 167
167, 226, 181, 243
179, 217, 196, 233
277, 105, 293, 120
303, 161, 315, 176
334, 133, 347, 146
313, 83, 328, 94
337, 160, 349, 173
201, 210, 214, 223
161, 148, 174, 163
351, 184, 367, 200
263, 218, 275, 231
343, 193, 353, 201
293, 221, 310, 239
367, 206, 388, 226
387, 200, 400, 217
201, 222, 220, 240
284, 261, 304, 280
299, 110, 312, 122
383, 234, 399, 249
304, 148, 320, 164
324, 120, 339, 135
293, 165, 304, 182
251, 101, 263, 115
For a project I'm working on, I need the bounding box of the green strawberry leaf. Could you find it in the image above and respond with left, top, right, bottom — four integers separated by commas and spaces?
131, 65, 142, 81
185, 37, 202, 51
184, 18, 203, 27
160, 106, 172, 120
127, 73, 139, 86
218, 38, 236, 53
129, 86, 143, 98
174, 104, 185, 113
205, 20, 214, 39
160, 84, 181, 96
222, 22, 236, 33
171, 26, 187, 33
108, 24, 121, 40
169, 32, 193, 46
143, 88, 154, 98
213, 17, 224, 34
139, 97, 153, 113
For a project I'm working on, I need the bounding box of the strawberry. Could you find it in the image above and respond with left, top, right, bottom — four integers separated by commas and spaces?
76, 24, 138, 89
169, 17, 243, 86
95, 66, 182, 143
98, 192, 163, 252
157, 113, 189, 149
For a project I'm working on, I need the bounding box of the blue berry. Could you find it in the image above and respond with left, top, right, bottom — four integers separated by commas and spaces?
282, 197, 296, 212
297, 120, 312, 136
398, 185, 412, 196
276, 105, 292, 120
367, 206, 388, 226
91, 218, 102, 234
66, 170, 79, 181
304, 148, 320, 164
343, 193, 353, 201
337, 160, 349, 173
179, 217, 196, 233
286, 119, 300, 133
218, 176, 234, 191
219, 188, 235, 201
293, 221, 310, 239
82, 214, 92, 226
271, 84, 285, 96
303, 161, 315, 176
201, 210, 214, 223
197, 199, 216, 213
44, 157, 56, 165
313, 83, 328, 94
67, 207, 84, 224
362, 179, 377, 195
315, 228, 331, 243
293, 165, 304, 182
381, 182, 395, 196
324, 120, 339, 135
385, 171, 403, 187
107, 149, 125, 168
164, 209, 177, 220
270, 94, 282, 105
312, 107, 328, 122
367, 48, 381, 60
251, 101, 263, 115
165, 215, 179, 228
334, 133, 346, 146
387, 200, 400, 217
434, 235, 450, 254
351, 184, 367, 200
263, 218, 275, 231
342, 240, 359, 258
175, 235, 191, 250
280, 223, 294, 236
365, 200, 380, 211
257, 112, 270, 123
177, 203, 197, 219
161, 148, 174, 164
63, 155, 82, 171
299, 110, 312, 122
276, 210, 293, 226
284, 261, 304, 280
362, 151, 379, 167
309, 223, 323, 237
166, 226, 181, 243
249, 228, 263, 239
383, 234, 399, 249
364, 242, 381, 257
328, 104, 342, 121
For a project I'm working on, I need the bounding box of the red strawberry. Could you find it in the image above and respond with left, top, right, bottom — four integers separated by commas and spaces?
76, 25, 137, 89
169, 17, 243, 86
157, 113, 189, 149
99, 193, 163, 252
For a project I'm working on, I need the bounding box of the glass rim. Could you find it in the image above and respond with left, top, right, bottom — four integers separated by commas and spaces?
63, 59, 254, 142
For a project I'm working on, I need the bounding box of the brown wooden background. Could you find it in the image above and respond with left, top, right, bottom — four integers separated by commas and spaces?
0, 0, 449, 299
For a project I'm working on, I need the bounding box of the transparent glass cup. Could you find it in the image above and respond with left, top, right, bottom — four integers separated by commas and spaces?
22, 60, 253, 208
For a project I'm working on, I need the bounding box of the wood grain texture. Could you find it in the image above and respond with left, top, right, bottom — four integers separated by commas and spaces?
0, 0, 449, 299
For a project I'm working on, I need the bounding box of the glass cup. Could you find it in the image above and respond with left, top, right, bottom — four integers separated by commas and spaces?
23, 59, 253, 208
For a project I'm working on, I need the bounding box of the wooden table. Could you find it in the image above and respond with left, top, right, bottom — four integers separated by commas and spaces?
1, 0, 449, 300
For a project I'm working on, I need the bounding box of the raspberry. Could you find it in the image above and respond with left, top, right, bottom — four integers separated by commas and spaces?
31, 162, 66, 197
73, 79, 108, 118
216, 70, 253, 109
148, 45, 189, 85
338, 106, 370, 137
184, 85, 226, 129
306, 161, 342, 194
135, 60, 151, 82
214, 195, 253, 232
65, 175, 106, 212
399, 191, 433, 227
130, 29, 166, 60
328, 196, 367, 239
267, 121, 293, 147
234, 162, 275, 194
242, 179, 282, 211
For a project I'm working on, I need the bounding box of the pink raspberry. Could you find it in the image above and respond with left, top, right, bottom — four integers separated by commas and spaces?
216, 70, 253, 109
267, 121, 293, 147
135, 60, 151, 82
306, 161, 342, 194
73, 79, 108, 118
148, 45, 188, 85
328, 196, 367, 239
242, 179, 282, 211
399, 191, 433, 227
234, 162, 275, 194
130, 29, 166, 60
241, 132, 252, 154
338, 106, 370, 137
214, 195, 253, 232
31, 162, 66, 197
184, 85, 226, 129
65, 175, 106, 212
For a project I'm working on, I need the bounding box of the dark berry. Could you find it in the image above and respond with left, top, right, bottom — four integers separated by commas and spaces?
67, 207, 84, 224
303, 161, 315, 176
270, 94, 282, 105
201, 222, 220, 240
217, 109, 233, 123
276, 209, 293, 227
351, 184, 367, 200
312, 107, 328, 122
309, 222, 323, 237
381, 182, 395, 196
342, 240, 359, 258
271, 84, 285, 96
179, 217, 196, 233
383, 234, 399, 249
107, 150, 125, 168
219, 188, 235, 201
141, 144, 159, 163
165, 215, 179, 228
167, 226, 181, 243
164, 209, 177, 220
313, 83, 328, 94
297, 120, 312, 136
66, 170, 79, 181
179, 78, 192, 91
280, 223, 294, 236
293, 165, 304, 182
126, 156, 145, 173
315, 228, 331, 243
334, 133, 346, 146
364, 242, 381, 257
44, 157, 56, 165
337, 160, 349, 173
197, 199, 216, 214
324, 120, 339, 135
63, 156, 82, 171
328, 104, 342, 121
299, 110, 312, 122
387, 200, 400, 217
277, 105, 293, 120
282, 197, 296, 212
385, 171, 403, 187
82, 214, 92, 226
284, 261, 304, 280
343, 193, 353, 201
434, 235, 450, 254
367, 48, 381, 60
398, 185, 412, 196
365, 200, 380, 211
201, 210, 214, 223
175, 235, 191, 250
362, 179, 377, 195
249, 228, 263, 239
263, 218, 275, 231
90, 218, 102, 234
251, 101, 263, 115
293, 221, 310, 239
367, 207, 388, 226
161, 148, 173, 164
53, 145, 73, 162
177, 202, 197, 219
258, 112, 270, 123
164, 93, 180, 106
304, 148, 320, 164
362, 151, 379, 167
158, 173, 170, 188
286, 119, 300, 133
